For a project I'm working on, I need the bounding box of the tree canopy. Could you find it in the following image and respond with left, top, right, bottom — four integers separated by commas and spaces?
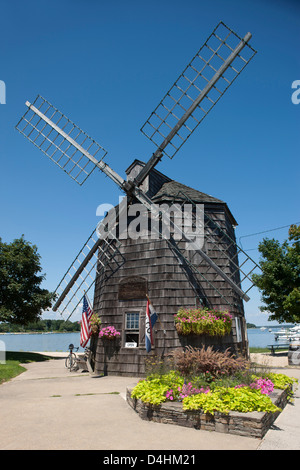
252, 224, 300, 324
0, 319, 80, 333
0, 236, 56, 325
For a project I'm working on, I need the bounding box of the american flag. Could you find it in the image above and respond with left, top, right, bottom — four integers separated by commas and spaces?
80, 295, 93, 348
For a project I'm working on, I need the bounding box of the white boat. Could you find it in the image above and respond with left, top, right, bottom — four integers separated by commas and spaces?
290, 325, 300, 333
274, 325, 300, 342
275, 328, 288, 335
260, 327, 267, 331
291, 333, 300, 340
276, 335, 290, 342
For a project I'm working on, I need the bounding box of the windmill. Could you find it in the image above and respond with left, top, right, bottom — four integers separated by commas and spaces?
16, 22, 259, 375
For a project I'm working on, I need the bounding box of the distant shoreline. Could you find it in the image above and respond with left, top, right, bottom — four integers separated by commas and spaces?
248, 325, 295, 330
0, 331, 79, 335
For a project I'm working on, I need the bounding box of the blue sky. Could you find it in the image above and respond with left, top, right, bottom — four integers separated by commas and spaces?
0, 0, 299, 325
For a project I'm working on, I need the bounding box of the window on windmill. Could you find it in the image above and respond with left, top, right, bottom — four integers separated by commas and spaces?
125, 312, 140, 348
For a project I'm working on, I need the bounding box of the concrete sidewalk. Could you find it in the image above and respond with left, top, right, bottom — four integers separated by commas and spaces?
0, 352, 299, 450
252, 353, 300, 450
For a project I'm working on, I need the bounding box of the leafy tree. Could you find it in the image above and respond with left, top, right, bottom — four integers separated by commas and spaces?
252, 225, 300, 324
0, 319, 81, 333
0, 236, 56, 325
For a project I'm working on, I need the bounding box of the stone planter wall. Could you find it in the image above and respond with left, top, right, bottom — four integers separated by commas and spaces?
126, 386, 291, 439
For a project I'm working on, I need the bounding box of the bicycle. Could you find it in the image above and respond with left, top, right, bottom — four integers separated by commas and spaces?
65, 343, 79, 371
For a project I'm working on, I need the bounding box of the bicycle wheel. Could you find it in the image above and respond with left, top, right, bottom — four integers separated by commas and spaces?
65, 353, 77, 371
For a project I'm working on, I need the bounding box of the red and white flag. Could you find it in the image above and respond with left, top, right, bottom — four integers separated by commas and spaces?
145, 297, 158, 353
80, 295, 93, 348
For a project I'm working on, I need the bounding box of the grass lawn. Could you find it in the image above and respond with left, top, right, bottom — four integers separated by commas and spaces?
0, 351, 55, 385
249, 347, 270, 353
249, 346, 288, 353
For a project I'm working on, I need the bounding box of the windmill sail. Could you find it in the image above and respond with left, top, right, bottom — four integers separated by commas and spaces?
52, 225, 125, 319
16, 95, 125, 189
135, 22, 256, 186
167, 190, 260, 306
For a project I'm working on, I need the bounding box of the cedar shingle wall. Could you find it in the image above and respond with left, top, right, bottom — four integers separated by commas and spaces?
92, 163, 246, 376
93, 217, 246, 376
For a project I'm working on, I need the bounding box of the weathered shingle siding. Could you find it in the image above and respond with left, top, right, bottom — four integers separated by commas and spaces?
92, 161, 247, 376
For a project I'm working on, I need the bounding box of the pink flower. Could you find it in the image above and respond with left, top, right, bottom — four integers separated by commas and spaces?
99, 325, 121, 339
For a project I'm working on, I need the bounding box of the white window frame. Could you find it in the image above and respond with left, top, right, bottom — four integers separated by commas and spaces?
124, 311, 140, 348
235, 316, 242, 343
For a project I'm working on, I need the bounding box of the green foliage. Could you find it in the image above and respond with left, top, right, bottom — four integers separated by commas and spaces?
182, 387, 281, 415
90, 313, 102, 335
258, 372, 298, 390
0, 360, 26, 385
0, 319, 80, 333
174, 308, 232, 336
131, 372, 286, 414
131, 371, 184, 405
131, 350, 296, 416
252, 224, 300, 323
0, 236, 56, 325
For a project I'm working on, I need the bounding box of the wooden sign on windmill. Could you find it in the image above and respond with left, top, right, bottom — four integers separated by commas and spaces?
16, 22, 260, 376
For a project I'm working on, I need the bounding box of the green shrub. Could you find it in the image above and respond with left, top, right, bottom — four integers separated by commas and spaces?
131, 350, 297, 414
182, 386, 281, 415
131, 371, 184, 405
263, 372, 298, 390
131, 379, 169, 405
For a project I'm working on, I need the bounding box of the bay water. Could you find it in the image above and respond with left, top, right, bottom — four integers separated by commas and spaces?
0, 332, 83, 353
0, 328, 277, 353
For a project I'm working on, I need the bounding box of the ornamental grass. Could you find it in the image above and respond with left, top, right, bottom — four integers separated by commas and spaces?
171, 345, 247, 377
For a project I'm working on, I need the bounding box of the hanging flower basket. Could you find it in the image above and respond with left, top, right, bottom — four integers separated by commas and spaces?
174, 307, 232, 337
90, 313, 102, 336
99, 325, 121, 340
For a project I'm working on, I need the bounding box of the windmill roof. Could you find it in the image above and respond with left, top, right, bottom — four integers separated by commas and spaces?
125, 159, 238, 225
152, 180, 238, 226
151, 180, 224, 204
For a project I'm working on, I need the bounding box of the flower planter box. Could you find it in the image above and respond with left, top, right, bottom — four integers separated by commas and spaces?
126, 385, 292, 439
174, 308, 232, 338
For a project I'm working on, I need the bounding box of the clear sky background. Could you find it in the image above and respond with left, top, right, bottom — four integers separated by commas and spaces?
0, 0, 299, 325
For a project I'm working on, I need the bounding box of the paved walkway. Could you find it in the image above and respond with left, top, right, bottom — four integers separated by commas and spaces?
0, 352, 299, 450
252, 353, 300, 450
